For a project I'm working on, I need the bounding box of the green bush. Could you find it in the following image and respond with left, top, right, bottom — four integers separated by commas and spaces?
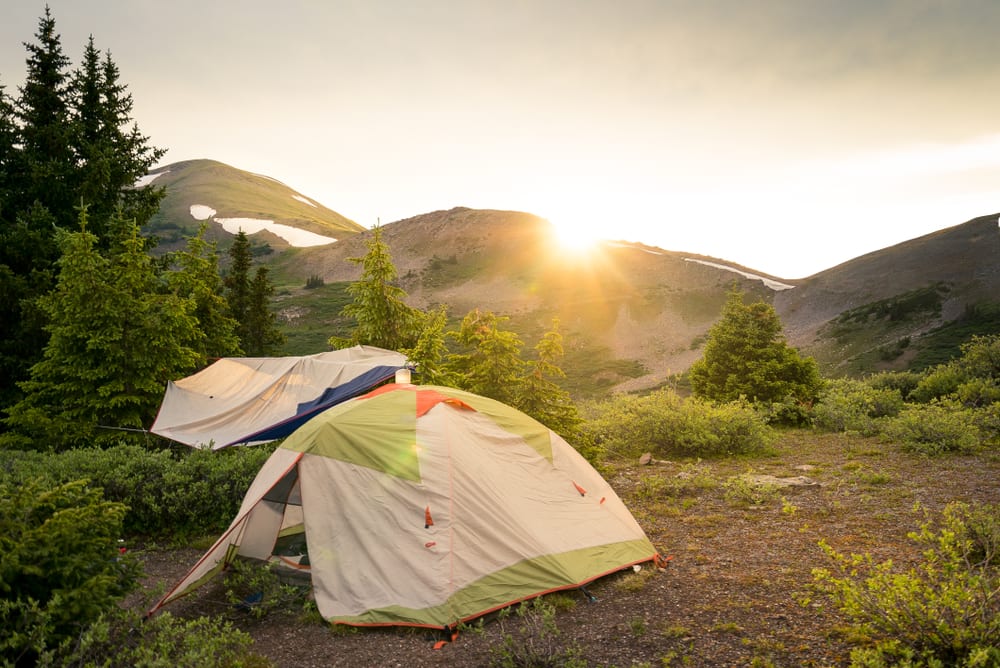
909, 365, 965, 404
722, 472, 781, 507
880, 402, 981, 455
954, 377, 1000, 409
865, 371, 923, 400
813, 378, 903, 436
813, 502, 1000, 667
55, 607, 271, 667
0, 479, 141, 666
971, 402, 1000, 448
0, 443, 274, 539
581, 389, 775, 459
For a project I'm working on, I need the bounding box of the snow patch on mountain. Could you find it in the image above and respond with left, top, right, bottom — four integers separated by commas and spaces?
684, 258, 795, 291
135, 171, 167, 187
188, 204, 336, 247
190, 204, 216, 220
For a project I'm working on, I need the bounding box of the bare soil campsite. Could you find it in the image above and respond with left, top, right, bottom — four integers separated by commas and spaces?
136, 430, 1000, 667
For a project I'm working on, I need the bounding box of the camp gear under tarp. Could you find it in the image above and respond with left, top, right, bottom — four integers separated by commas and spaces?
149, 383, 660, 629
150, 345, 407, 449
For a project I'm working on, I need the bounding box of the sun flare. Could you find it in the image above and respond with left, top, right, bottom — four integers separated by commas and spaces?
549, 220, 604, 254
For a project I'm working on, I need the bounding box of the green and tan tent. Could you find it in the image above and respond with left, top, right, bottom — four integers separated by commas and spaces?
149, 383, 660, 629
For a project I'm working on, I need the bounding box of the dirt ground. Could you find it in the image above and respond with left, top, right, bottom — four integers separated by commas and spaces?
135, 431, 1000, 667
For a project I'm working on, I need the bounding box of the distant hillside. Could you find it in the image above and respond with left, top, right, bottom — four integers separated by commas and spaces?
775, 213, 1000, 375
143, 160, 1000, 394
142, 159, 364, 251
273, 207, 798, 393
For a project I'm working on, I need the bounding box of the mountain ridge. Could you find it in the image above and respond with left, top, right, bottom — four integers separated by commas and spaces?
147, 160, 1000, 393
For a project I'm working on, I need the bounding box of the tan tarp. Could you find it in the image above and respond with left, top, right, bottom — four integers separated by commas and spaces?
150, 345, 406, 449
151, 384, 660, 629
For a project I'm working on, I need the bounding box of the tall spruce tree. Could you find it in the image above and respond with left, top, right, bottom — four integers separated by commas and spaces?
0, 209, 202, 450
445, 309, 525, 407
224, 230, 252, 330
0, 10, 165, 415
223, 231, 284, 355
243, 265, 285, 356
165, 225, 241, 361
402, 305, 450, 385
329, 225, 424, 351
0, 83, 17, 211
69, 38, 164, 237
517, 318, 583, 439
14, 7, 74, 226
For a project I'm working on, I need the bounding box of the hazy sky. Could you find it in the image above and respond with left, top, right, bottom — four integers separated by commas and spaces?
3, 1, 1000, 277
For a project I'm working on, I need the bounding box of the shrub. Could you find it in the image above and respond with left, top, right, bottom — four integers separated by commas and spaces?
908, 365, 965, 404
880, 402, 981, 455
866, 371, 923, 400
722, 472, 781, 507
812, 502, 1000, 667
813, 378, 903, 436
954, 377, 1000, 409
0, 479, 141, 666
54, 608, 271, 667
304, 274, 324, 289
971, 402, 1000, 448
488, 598, 586, 668
223, 559, 310, 620
581, 389, 775, 459
0, 443, 274, 539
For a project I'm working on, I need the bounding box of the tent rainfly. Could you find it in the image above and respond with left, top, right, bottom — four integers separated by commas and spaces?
150, 345, 407, 449
149, 383, 661, 629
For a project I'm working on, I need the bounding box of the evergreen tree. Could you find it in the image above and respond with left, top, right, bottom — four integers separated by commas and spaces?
517, 317, 583, 438
402, 305, 450, 385
0, 83, 18, 212
0, 10, 166, 415
329, 224, 423, 351
0, 209, 202, 450
165, 225, 241, 361
445, 309, 525, 406
242, 265, 285, 356
224, 230, 252, 331
13, 7, 75, 226
68, 39, 165, 236
689, 288, 822, 407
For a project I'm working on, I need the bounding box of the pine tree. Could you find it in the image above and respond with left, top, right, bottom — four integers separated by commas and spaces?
243, 265, 285, 356
329, 225, 423, 351
402, 305, 450, 385
0, 209, 202, 450
224, 230, 252, 332
69, 39, 165, 236
0, 83, 18, 212
14, 7, 75, 227
445, 309, 525, 406
165, 225, 241, 361
517, 318, 583, 438
689, 288, 822, 407
0, 10, 165, 415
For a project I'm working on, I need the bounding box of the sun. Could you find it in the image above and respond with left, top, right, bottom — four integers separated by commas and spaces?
549, 219, 604, 254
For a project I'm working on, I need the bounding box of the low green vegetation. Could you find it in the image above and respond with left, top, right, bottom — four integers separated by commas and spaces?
581, 389, 776, 460
813, 502, 1000, 667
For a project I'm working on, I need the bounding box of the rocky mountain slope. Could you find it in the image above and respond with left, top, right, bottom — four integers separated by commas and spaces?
147, 160, 1000, 392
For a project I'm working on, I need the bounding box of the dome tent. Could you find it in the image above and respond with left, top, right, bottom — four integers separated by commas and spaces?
150, 383, 660, 629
